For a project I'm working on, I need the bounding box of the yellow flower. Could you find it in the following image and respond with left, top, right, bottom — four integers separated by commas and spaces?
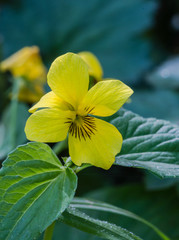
0, 46, 47, 103
25, 53, 133, 170
78, 51, 103, 82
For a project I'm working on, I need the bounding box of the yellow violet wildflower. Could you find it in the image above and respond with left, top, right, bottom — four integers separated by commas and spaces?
0, 46, 46, 103
78, 51, 103, 82
25, 53, 133, 170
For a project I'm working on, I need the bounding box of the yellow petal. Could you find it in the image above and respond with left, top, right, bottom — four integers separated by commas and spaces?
78, 51, 103, 82
68, 117, 122, 170
47, 53, 89, 110
25, 108, 75, 142
78, 79, 133, 117
0, 46, 46, 82
29, 91, 73, 113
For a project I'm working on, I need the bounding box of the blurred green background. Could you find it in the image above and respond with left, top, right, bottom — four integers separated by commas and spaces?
0, 0, 179, 121
0, 0, 179, 239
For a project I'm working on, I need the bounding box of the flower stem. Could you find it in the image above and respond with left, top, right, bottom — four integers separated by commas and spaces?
10, 78, 20, 148
73, 164, 91, 173
53, 138, 68, 155
43, 221, 55, 240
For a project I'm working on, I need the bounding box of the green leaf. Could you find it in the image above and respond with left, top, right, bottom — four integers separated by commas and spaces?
144, 172, 179, 190
48, 184, 178, 240
111, 108, 179, 178
84, 184, 179, 240
0, 102, 29, 160
70, 197, 169, 240
59, 207, 142, 240
0, 142, 77, 240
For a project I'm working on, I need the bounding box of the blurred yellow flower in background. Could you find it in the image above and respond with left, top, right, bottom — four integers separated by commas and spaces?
78, 51, 103, 82
25, 52, 133, 170
78, 51, 132, 103
0, 46, 46, 103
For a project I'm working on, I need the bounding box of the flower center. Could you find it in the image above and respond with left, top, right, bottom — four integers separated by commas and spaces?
69, 114, 96, 141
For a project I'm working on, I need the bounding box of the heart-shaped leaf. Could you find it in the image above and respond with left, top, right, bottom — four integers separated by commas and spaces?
0, 142, 77, 240
111, 109, 179, 178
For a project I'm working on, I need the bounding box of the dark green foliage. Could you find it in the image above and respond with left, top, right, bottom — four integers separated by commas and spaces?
112, 108, 179, 177
0, 0, 157, 84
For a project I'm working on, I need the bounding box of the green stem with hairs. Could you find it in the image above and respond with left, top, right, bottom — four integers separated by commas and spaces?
43, 221, 56, 240
73, 163, 91, 173
10, 78, 20, 148
53, 138, 68, 155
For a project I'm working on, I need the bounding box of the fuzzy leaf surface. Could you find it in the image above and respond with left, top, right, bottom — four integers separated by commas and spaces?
111, 109, 179, 178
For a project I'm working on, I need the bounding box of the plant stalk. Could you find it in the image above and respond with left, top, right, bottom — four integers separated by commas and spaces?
73, 163, 91, 173
10, 78, 20, 148
53, 138, 68, 155
43, 221, 56, 240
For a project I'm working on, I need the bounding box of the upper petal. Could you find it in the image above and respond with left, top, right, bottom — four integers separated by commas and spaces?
78, 79, 133, 116
68, 117, 122, 170
29, 91, 73, 113
78, 51, 103, 82
47, 53, 89, 110
25, 108, 75, 142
